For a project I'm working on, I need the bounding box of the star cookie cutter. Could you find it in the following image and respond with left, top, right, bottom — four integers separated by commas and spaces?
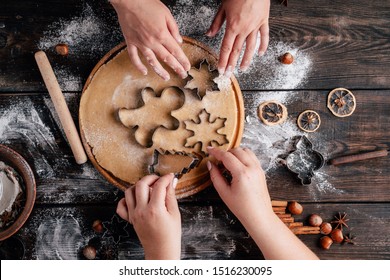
148, 149, 203, 179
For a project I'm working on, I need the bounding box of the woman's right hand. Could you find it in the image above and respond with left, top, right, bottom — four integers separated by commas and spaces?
207, 146, 274, 227
110, 0, 191, 81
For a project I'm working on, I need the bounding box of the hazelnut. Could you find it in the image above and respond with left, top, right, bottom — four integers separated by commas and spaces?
92, 220, 103, 233
320, 236, 333, 250
280, 52, 294, 64
330, 229, 344, 243
308, 214, 323, 227
287, 201, 303, 215
83, 245, 96, 260
320, 222, 332, 235
55, 43, 69, 56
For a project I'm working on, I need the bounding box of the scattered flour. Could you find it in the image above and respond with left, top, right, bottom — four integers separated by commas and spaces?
38, 4, 122, 58
236, 41, 312, 90
180, 206, 245, 259
0, 97, 99, 184
310, 172, 343, 198
51, 66, 83, 92
37, 4, 122, 92
241, 91, 301, 171
0, 98, 66, 178
241, 90, 338, 196
35, 215, 84, 260
172, 0, 223, 53
243, 116, 304, 173
172, 0, 312, 90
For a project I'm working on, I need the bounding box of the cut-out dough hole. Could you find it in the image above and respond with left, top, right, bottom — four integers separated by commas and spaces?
118, 87, 185, 147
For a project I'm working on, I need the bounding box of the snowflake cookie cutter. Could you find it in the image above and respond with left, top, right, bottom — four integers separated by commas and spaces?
184, 59, 219, 100
118, 86, 185, 147
184, 109, 229, 154
148, 149, 203, 179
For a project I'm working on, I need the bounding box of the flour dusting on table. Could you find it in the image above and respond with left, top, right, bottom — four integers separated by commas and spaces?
51, 66, 83, 92
242, 91, 303, 172
38, 4, 121, 58
172, 0, 223, 53
0, 98, 68, 178
37, 4, 122, 92
236, 41, 312, 90
35, 215, 84, 260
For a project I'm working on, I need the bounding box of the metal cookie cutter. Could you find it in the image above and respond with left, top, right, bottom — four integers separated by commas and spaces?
285, 136, 325, 185
148, 149, 203, 179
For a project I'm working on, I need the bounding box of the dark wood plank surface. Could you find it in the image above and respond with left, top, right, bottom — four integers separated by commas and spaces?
2, 203, 389, 260
1, 0, 389, 92
0, 0, 389, 260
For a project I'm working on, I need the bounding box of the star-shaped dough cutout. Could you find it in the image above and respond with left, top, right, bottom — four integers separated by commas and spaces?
118, 87, 184, 147
184, 59, 219, 100
184, 109, 228, 154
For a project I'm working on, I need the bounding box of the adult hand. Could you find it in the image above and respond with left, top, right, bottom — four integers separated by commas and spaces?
110, 0, 191, 81
206, 146, 274, 227
116, 174, 181, 260
206, 0, 270, 76
207, 147, 319, 260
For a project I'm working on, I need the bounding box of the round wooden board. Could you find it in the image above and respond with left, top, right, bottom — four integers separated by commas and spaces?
79, 37, 244, 198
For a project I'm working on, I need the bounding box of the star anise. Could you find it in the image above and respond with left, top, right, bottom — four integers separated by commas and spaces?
0, 210, 14, 227
331, 212, 349, 230
343, 233, 356, 245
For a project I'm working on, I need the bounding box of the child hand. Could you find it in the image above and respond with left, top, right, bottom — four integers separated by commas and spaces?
207, 146, 274, 228
206, 0, 270, 75
110, 0, 191, 81
116, 173, 181, 260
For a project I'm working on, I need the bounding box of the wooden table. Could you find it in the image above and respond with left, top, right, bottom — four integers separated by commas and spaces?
0, 0, 389, 260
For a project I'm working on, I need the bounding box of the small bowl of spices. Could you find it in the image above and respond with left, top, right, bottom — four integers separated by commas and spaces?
0, 144, 36, 241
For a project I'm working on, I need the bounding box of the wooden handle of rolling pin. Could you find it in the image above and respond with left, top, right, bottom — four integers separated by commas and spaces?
34, 51, 87, 164
329, 150, 388, 166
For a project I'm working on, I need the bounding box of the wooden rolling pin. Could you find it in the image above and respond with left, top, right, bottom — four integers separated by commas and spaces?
35, 51, 87, 164
329, 149, 388, 166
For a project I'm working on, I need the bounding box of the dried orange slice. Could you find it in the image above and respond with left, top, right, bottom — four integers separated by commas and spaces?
297, 110, 321, 132
327, 88, 356, 117
258, 101, 288, 126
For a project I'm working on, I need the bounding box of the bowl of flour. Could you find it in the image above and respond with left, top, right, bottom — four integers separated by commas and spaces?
0, 144, 36, 241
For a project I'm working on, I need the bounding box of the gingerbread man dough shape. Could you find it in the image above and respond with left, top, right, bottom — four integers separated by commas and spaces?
118, 87, 185, 147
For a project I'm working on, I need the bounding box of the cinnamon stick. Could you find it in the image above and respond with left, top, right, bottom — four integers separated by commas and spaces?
279, 217, 294, 223
272, 206, 286, 213
271, 200, 288, 207
285, 222, 303, 229
291, 226, 320, 235
276, 213, 292, 219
